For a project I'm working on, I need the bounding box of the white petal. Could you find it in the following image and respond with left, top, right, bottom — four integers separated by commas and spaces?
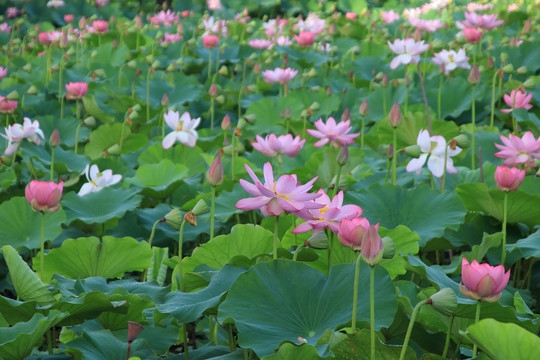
162, 131, 177, 149
427, 155, 445, 178
78, 182, 96, 196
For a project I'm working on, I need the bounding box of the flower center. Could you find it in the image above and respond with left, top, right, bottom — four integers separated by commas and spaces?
176, 123, 184, 131
319, 207, 329, 216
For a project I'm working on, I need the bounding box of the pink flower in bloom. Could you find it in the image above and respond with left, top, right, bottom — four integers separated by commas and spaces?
294, 31, 315, 47
252, 134, 305, 157
236, 162, 322, 217
162, 110, 200, 149
409, 17, 444, 33
90, 20, 108, 34
65, 82, 88, 99
64, 14, 74, 23
6, 7, 19, 19
202, 16, 228, 37
47, 0, 65, 8
381, 10, 400, 24
207, 0, 222, 10
345, 12, 357, 20
431, 48, 470, 75
460, 12, 503, 31
262, 67, 298, 84
501, 90, 533, 113
0, 66, 7, 79
463, 27, 483, 43
20, 117, 45, 145
494, 132, 540, 167
162, 33, 182, 43
460, 258, 510, 302
467, 2, 493, 12
295, 13, 326, 35
150, 10, 179, 27
494, 166, 525, 192
249, 39, 273, 49
38, 31, 66, 46
202, 34, 219, 48
406, 129, 462, 178
0, 96, 17, 114
338, 217, 378, 251
275, 36, 293, 46
95, 0, 110, 7
25, 180, 63, 213
0, 23, 11, 33
307, 117, 360, 147
293, 189, 362, 234
387, 38, 429, 69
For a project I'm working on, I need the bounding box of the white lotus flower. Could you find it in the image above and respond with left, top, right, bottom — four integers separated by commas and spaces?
162, 110, 200, 149
78, 164, 122, 196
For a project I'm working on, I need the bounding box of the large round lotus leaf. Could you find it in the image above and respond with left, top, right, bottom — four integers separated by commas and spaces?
346, 184, 466, 246
218, 260, 397, 358
125, 159, 188, 198
0, 197, 65, 250
61, 186, 142, 224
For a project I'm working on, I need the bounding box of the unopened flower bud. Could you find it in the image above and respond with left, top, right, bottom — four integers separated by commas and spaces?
83, 116, 96, 127
361, 224, 383, 267
428, 288, 458, 316
468, 65, 480, 85
284, 106, 291, 119
206, 155, 224, 186
184, 211, 197, 226
337, 144, 349, 166
487, 57, 494, 68
388, 102, 402, 128
405, 75, 411, 86
192, 199, 210, 216
161, 94, 169, 107
381, 74, 389, 87
516, 66, 527, 74
502, 64, 514, 73
209, 83, 218, 97
326, 87, 332, 96
305, 231, 328, 250
221, 114, 231, 131
341, 108, 351, 122
359, 99, 369, 117
164, 208, 182, 230
49, 129, 61, 147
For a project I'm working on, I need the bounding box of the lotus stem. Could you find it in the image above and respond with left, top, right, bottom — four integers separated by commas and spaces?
441, 145, 448, 194
141, 218, 163, 282
490, 70, 498, 127
391, 128, 397, 186
399, 299, 428, 360
273, 215, 279, 260
210, 187, 216, 241
472, 302, 482, 357
471, 84, 476, 169
370, 265, 376, 360
177, 219, 186, 292
293, 242, 305, 262
333, 164, 343, 198
74, 122, 82, 155
228, 324, 235, 352
183, 323, 189, 360
416, 63, 432, 136
351, 253, 362, 333
40, 213, 46, 282
361, 115, 365, 150
442, 315, 455, 358
501, 192, 508, 265
50, 147, 55, 181
208, 50, 212, 80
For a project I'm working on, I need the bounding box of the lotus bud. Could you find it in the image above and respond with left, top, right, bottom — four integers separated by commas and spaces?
161, 94, 169, 107
164, 208, 182, 230
191, 199, 210, 216
49, 129, 61, 147
487, 57, 494, 68
221, 114, 231, 131
523, 19, 531, 33
381, 74, 389, 87
404, 145, 421, 158
453, 134, 469, 148
106, 144, 121, 155
388, 102, 402, 128
127, 321, 144, 343
126, 60, 137, 69
83, 116, 96, 127
206, 155, 224, 186
341, 108, 351, 122
516, 66, 527, 74
309, 102, 320, 111
234, 63, 242, 73
253, 63, 260, 74
326, 87, 332, 96
381, 237, 394, 259
468, 65, 480, 85
428, 288, 458, 316
359, 99, 369, 117
305, 231, 328, 250
337, 143, 349, 166
209, 83, 218, 97
284, 106, 291, 119
218, 65, 229, 76
361, 224, 383, 267
502, 64, 514, 73
6, 90, 19, 101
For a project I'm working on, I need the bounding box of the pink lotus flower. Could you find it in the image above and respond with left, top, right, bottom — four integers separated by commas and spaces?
150, 10, 179, 27
307, 117, 360, 147
64, 14, 74, 23
294, 31, 315, 47
275, 36, 293, 46
460, 258, 510, 302
431, 48, 470, 75
387, 38, 429, 70
338, 217, 379, 251
207, 0, 222, 10
494, 166, 525, 192
65, 82, 88, 99
345, 12, 357, 20
25, 180, 63, 213
501, 90, 533, 113
202, 34, 219, 48
95, 0, 110, 7
262, 67, 298, 84
236, 162, 322, 217
293, 189, 362, 234
0, 66, 7, 79
463, 27, 483, 43
90, 20, 108, 34
460, 12, 503, 31
162, 33, 182, 43
6, 7, 19, 19
494, 131, 540, 167
0, 22, 11, 33
406, 129, 462, 178
409, 17, 444, 33
249, 39, 273, 49
381, 10, 400, 24
467, 2, 493, 12
162, 110, 200, 149
0, 96, 17, 113
202, 16, 228, 37
294, 13, 326, 35
38, 31, 66, 46
252, 134, 305, 158
206, 155, 224, 186
361, 223, 384, 266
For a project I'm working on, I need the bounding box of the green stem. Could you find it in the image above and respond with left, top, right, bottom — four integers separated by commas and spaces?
293, 243, 305, 262
118, 64, 124, 94
391, 128, 397, 186
47, 328, 53, 354
416, 63, 433, 135
370, 266, 376, 360
146, 68, 151, 122
438, 73, 443, 121
210, 187, 216, 240
74, 122, 82, 155
471, 84, 476, 170
405, 84, 409, 115
442, 315, 455, 358
50, 147, 55, 181
441, 145, 448, 194
177, 220, 186, 292
351, 253, 362, 333
228, 324, 235, 352
210, 97, 215, 132
183, 323, 189, 360
40, 213, 46, 282
361, 115, 365, 150
333, 165, 343, 198
208, 50, 212, 81
382, 87, 387, 116
231, 134, 236, 181
399, 299, 428, 360
273, 215, 279, 260
501, 192, 508, 265
327, 231, 334, 273
141, 218, 162, 282
490, 70, 498, 127
472, 302, 482, 357
46, 46, 51, 85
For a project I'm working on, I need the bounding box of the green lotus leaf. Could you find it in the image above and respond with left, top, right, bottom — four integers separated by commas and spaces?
125, 159, 188, 198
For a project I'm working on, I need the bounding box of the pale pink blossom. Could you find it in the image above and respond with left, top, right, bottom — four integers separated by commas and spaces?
6, 7, 19, 19
207, 0, 222, 10
295, 13, 326, 34
345, 12, 357, 20
25, 180, 63, 214
460, 258, 510, 302
467, 2, 494, 12
236, 162, 322, 217
46, 0, 65, 8
162, 33, 182, 43
501, 90, 533, 113
1, 117, 45, 155
0, 23, 11, 33
307, 117, 360, 147
293, 189, 362, 234
409, 17, 444, 33
494, 131, 540, 167
507, 4, 519, 12
0, 96, 17, 114
262, 67, 298, 84
381, 10, 400, 24
249, 39, 273, 49
494, 166, 525, 192
150, 10, 179, 27
202, 16, 228, 37
162, 110, 200, 149
0, 66, 7, 79
65, 82, 88, 99
95, 0, 110, 7
78, 164, 122, 196
387, 38, 429, 69
431, 48, 470, 75
275, 35, 293, 46
202, 34, 219, 48
459, 12, 503, 31
252, 134, 305, 157
294, 31, 315, 47
89, 20, 108, 34
38, 31, 66, 46
406, 129, 462, 178
337, 217, 378, 251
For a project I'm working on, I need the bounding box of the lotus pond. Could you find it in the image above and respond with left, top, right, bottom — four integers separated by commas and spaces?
0, 0, 540, 359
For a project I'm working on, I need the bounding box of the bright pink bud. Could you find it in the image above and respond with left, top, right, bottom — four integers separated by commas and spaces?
494, 166, 525, 192
206, 155, 224, 186
345, 12, 357, 20
65, 82, 88, 100
460, 258, 510, 302
388, 102, 402, 128
338, 217, 375, 251
25, 180, 63, 213
0, 97, 17, 113
92, 20, 109, 34
359, 99, 369, 116
202, 34, 219, 48
64, 14, 74, 23
463, 28, 482, 44
294, 31, 315, 47
49, 128, 61, 147
221, 114, 231, 131
341, 108, 351, 122
161, 93, 169, 107
361, 223, 383, 266
209, 83, 218, 97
